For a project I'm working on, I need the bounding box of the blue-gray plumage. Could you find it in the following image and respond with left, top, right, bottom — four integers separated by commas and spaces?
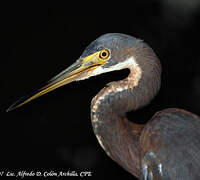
7, 33, 200, 180
141, 109, 200, 180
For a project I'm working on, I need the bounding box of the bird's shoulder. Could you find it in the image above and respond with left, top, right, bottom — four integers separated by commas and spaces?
140, 108, 200, 180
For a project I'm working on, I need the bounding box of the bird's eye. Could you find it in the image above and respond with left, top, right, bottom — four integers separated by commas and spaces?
99, 49, 110, 60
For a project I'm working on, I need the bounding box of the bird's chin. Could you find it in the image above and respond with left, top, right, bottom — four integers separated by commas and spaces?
75, 66, 102, 81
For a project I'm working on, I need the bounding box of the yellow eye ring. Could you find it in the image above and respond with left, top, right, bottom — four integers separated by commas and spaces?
99, 49, 110, 60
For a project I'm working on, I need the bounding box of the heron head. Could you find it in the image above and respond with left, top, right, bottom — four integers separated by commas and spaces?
49, 33, 142, 82
7, 33, 142, 111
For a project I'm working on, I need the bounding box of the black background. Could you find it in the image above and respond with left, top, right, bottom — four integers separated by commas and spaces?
1, 1, 200, 179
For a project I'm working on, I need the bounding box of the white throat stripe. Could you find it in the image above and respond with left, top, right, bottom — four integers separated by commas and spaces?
92, 56, 137, 76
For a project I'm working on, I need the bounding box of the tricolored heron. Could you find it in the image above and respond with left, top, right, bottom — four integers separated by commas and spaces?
7, 33, 200, 179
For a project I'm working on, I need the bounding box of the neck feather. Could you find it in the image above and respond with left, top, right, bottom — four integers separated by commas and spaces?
90, 45, 161, 177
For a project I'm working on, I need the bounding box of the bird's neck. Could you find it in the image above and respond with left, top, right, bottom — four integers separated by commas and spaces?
90, 46, 161, 178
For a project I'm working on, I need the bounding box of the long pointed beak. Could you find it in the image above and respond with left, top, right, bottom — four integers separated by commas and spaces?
7, 51, 105, 112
